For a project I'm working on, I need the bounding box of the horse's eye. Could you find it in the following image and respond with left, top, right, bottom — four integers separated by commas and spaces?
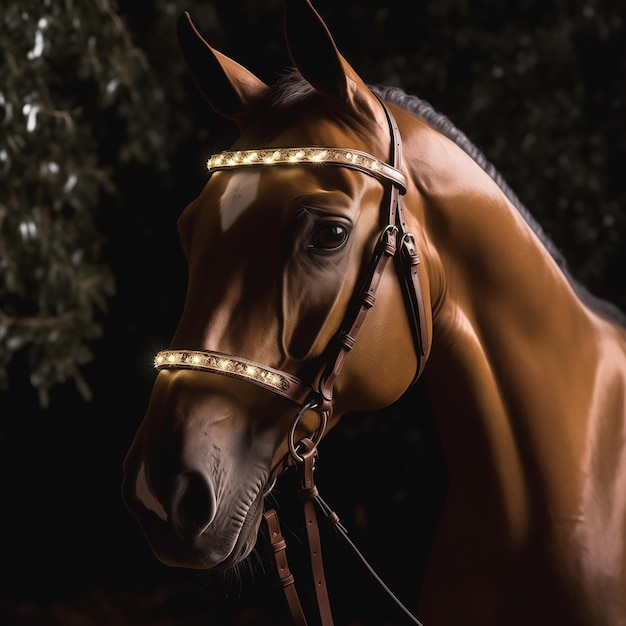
307, 223, 349, 252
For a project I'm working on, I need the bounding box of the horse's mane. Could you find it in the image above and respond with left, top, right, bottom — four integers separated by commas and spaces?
269, 70, 626, 327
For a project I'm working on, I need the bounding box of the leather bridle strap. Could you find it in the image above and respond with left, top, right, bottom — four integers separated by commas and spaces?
264, 437, 426, 626
318, 99, 429, 401
263, 438, 333, 626
379, 97, 429, 381
397, 228, 429, 382
298, 440, 334, 626
317, 223, 398, 402
263, 509, 309, 626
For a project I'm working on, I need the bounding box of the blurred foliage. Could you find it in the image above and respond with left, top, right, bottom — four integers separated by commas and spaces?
0, 0, 218, 406
1, 0, 624, 407
0, 0, 172, 405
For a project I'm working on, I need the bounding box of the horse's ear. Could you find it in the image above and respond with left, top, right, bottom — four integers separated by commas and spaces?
283, 0, 385, 124
177, 11, 269, 127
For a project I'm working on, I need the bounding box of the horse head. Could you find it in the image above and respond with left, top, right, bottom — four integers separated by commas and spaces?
123, 0, 433, 571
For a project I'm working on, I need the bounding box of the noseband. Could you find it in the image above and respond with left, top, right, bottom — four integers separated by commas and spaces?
154, 99, 430, 438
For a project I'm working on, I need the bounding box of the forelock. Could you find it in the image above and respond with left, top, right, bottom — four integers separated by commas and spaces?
268, 68, 318, 112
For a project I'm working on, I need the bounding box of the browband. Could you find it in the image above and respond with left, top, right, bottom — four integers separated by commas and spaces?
207, 147, 407, 194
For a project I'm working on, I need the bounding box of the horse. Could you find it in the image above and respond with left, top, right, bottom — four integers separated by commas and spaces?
122, 1, 626, 624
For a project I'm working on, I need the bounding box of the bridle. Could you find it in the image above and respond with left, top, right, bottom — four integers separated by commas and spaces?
153, 99, 429, 625
154, 97, 429, 432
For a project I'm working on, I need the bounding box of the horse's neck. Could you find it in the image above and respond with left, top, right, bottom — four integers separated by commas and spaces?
390, 105, 626, 625
406, 117, 626, 534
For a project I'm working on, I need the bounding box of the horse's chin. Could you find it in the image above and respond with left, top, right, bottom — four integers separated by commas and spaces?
210, 495, 266, 571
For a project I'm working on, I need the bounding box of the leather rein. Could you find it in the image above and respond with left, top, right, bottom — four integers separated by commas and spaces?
154, 99, 428, 626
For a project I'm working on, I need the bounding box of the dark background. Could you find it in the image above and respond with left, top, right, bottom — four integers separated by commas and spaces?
1, 1, 625, 624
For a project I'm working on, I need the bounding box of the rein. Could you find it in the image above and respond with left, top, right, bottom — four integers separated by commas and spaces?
154, 99, 429, 625
263, 436, 425, 626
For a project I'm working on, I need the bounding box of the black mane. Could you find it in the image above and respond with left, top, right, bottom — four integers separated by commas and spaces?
270, 70, 626, 327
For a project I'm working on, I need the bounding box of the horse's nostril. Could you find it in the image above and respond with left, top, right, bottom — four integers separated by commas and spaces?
171, 472, 216, 537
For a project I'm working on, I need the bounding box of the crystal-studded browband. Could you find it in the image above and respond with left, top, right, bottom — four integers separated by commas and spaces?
207, 147, 407, 194
154, 349, 313, 405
